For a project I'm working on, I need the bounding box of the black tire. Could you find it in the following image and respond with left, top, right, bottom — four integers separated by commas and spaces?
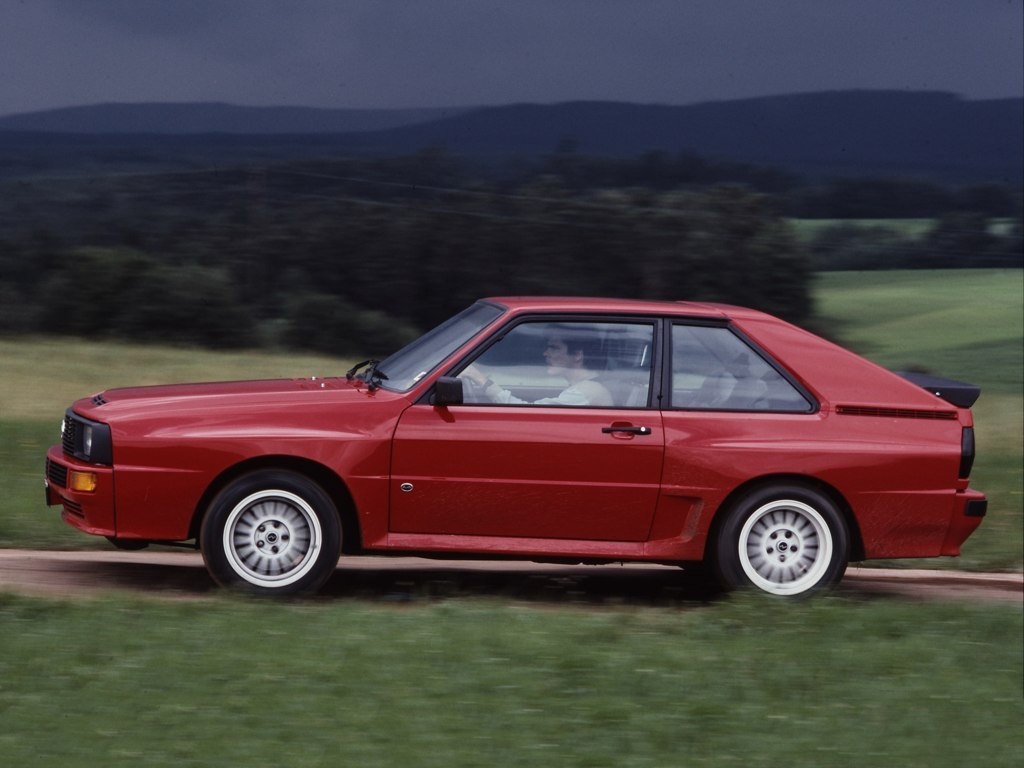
714, 485, 849, 597
200, 470, 341, 595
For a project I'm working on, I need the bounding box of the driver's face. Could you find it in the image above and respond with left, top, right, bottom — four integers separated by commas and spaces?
544, 338, 572, 372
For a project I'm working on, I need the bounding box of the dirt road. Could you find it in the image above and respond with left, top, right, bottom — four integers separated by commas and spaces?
0, 549, 1020, 605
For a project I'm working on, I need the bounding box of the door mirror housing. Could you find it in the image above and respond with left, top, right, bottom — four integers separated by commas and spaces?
433, 376, 464, 406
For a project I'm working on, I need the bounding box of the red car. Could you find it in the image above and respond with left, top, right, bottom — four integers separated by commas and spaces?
45, 297, 986, 597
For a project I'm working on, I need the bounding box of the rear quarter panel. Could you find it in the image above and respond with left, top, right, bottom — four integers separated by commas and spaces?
660, 407, 968, 559
672, 311, 976, 560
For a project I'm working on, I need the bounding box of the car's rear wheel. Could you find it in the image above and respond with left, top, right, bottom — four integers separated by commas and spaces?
201, 470, 341, 595
714, 485, 849, 597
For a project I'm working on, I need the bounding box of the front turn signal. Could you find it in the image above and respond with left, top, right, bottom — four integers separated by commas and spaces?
69, 471, 98, 493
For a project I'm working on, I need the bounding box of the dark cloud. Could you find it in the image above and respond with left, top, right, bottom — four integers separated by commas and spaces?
52, 0, 239, 38
1, 0, 1020, 116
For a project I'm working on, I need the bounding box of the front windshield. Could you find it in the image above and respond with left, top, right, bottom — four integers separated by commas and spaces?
377, 302, 505, 391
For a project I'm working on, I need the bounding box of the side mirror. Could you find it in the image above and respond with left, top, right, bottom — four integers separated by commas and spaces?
433, 376, 464, 407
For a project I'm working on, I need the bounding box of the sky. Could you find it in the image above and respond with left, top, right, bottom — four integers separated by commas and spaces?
1, 0, 1021, 117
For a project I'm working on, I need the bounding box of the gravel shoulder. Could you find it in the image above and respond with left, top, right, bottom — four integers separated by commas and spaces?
0, 549, 1020, 604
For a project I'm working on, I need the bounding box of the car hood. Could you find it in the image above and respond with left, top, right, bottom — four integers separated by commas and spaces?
73, 377, 389, 422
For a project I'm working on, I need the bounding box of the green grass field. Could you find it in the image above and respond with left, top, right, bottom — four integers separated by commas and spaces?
788, 217, 938, 241
0, 592, 1020, 767
814, 270, 1023, 395
788, 217, 1019, 242
1, 270, 1022, 766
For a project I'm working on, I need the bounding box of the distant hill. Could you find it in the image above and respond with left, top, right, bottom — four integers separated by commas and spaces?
0, 92, 1020, 184
354, 92, 1022, 184
0, 102, 469, 134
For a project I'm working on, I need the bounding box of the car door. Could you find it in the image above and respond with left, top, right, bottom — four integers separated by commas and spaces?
389, 319, 664, 542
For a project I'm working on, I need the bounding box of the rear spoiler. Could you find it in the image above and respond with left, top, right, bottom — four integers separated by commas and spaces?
897, 372, 981, 408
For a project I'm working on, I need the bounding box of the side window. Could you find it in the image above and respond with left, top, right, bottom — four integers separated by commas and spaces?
457, 320, 654, 408
671, 324, 813, 412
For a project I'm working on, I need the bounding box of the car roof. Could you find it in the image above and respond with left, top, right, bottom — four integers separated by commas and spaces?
483, 296, 739, 319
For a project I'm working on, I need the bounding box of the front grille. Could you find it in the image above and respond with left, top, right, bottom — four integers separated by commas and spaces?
62, 415, 77, 455
47, 458, 68, 488
62, 500, 84, 518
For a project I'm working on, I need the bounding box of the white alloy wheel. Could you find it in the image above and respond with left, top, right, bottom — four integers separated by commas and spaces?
736, 499, 833, 596
222, 489, 323, 588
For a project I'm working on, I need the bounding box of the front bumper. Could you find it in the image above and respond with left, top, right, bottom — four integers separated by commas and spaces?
45, 445, 116, 537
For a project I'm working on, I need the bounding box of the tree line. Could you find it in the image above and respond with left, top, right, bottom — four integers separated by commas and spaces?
0, 151, 1019, 354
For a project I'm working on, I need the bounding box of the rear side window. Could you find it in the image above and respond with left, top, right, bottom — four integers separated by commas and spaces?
670, 324, 813, 412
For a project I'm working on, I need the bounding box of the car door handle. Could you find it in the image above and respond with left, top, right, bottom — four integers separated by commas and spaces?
602, 425, 653, 435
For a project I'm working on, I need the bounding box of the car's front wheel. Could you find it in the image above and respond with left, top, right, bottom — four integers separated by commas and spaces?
200, 470, 341, 595
714, 485, 849, 597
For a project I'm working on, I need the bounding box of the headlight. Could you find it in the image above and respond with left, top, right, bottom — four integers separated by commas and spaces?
63, 410, 113, 465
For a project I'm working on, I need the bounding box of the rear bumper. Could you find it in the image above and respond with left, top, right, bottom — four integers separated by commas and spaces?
940, 489, 987, 556
44, 445, 117, 538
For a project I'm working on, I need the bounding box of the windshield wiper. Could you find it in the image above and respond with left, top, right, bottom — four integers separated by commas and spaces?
345, 359, 389, 391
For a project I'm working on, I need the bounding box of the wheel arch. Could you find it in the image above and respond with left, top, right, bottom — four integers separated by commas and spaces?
706, 474, 865, 563
190, 456, 362, 553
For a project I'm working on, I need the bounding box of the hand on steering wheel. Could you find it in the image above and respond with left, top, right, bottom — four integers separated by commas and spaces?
460, 364, 490, 402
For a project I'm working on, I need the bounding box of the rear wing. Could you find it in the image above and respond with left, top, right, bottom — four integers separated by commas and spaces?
897, 371, 981, 408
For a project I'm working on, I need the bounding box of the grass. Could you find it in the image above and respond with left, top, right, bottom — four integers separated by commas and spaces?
788, 217, 1019, 243
0, 593, 1020, 767
789, 217, 938, 241
813, 269, 1023, 394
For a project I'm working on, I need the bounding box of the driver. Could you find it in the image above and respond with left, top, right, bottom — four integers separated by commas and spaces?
462, 334, 613, 406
